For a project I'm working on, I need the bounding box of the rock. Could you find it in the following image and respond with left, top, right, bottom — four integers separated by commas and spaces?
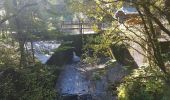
78, 94, 93, 100
61, 94, 78, 100
46, 46, 74, 66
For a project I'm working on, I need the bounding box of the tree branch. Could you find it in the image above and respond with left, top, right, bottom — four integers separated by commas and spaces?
0, 3, 38, 25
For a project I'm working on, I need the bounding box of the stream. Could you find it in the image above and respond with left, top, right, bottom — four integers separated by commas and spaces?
28, 41, 120, 100
56, 60, 124, 100
56, 64, 90, 95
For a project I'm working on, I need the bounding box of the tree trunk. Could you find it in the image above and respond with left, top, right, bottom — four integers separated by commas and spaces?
143, 5, 167, 74
31, 41, 35, 65
165, 0, 170, 24
19, 40, 26, 68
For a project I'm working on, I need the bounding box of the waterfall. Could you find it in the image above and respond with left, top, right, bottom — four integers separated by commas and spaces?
72, 51, 80, 62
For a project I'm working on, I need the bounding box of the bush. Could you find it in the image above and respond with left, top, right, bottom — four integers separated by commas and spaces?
0, 63, 58, 100
117, 66, 170, 100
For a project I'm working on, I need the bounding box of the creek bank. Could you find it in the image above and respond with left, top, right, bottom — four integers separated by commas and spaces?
44, 35, 139, 100
55, 59, 130, 100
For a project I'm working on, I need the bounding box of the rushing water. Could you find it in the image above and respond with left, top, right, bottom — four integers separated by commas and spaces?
56, 51, 94, 100
56, 64, 90, 95
56, 52, 122, 100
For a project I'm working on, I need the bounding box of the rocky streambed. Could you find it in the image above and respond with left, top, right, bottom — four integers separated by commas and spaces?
56, 63, 93, 100
56, 60, 127, 100
56, 64, 90, 95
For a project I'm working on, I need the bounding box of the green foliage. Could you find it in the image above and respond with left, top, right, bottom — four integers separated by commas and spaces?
0, 39, 19, 68
0, 0, 78, 99
83, 35, 112, 58
54, 42, 74, 52
0, 63, 58, 100
82, 56, 99, 65
70, 1, 170, 100
162, 52, 170, 62
0, 25, 58, 100
3, 0, 63, 41
117, 65, 170, 100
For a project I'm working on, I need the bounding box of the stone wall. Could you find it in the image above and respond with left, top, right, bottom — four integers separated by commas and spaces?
111, 44, 138, 68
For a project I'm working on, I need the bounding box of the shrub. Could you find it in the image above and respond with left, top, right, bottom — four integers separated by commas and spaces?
117, 66, 170, 100
0, 63, 58, 100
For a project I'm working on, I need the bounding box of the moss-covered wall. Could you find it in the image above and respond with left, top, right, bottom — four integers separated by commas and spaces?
46, 34, 98, 66
47, 34, 139, 68
46, 45, 74, 66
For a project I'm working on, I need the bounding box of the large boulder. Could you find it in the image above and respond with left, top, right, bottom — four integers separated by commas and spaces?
46, 45, 74, 66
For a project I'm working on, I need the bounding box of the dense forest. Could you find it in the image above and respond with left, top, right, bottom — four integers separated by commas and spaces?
0, 0, 170, 100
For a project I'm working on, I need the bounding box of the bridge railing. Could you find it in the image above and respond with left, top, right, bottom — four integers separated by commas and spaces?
59, 21, 108, 34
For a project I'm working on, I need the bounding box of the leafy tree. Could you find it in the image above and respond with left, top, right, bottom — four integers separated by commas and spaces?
0, 0, 63, 99
70, 0, 170, 74
69, 0, 170, 99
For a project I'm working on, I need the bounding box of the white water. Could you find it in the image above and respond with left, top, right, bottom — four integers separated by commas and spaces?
26, 41, 61, 64
57, 64, 90, 95
72, 51, 80, 62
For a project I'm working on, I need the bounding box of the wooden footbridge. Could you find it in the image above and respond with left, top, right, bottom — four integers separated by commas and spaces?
59, 21, 107, 34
